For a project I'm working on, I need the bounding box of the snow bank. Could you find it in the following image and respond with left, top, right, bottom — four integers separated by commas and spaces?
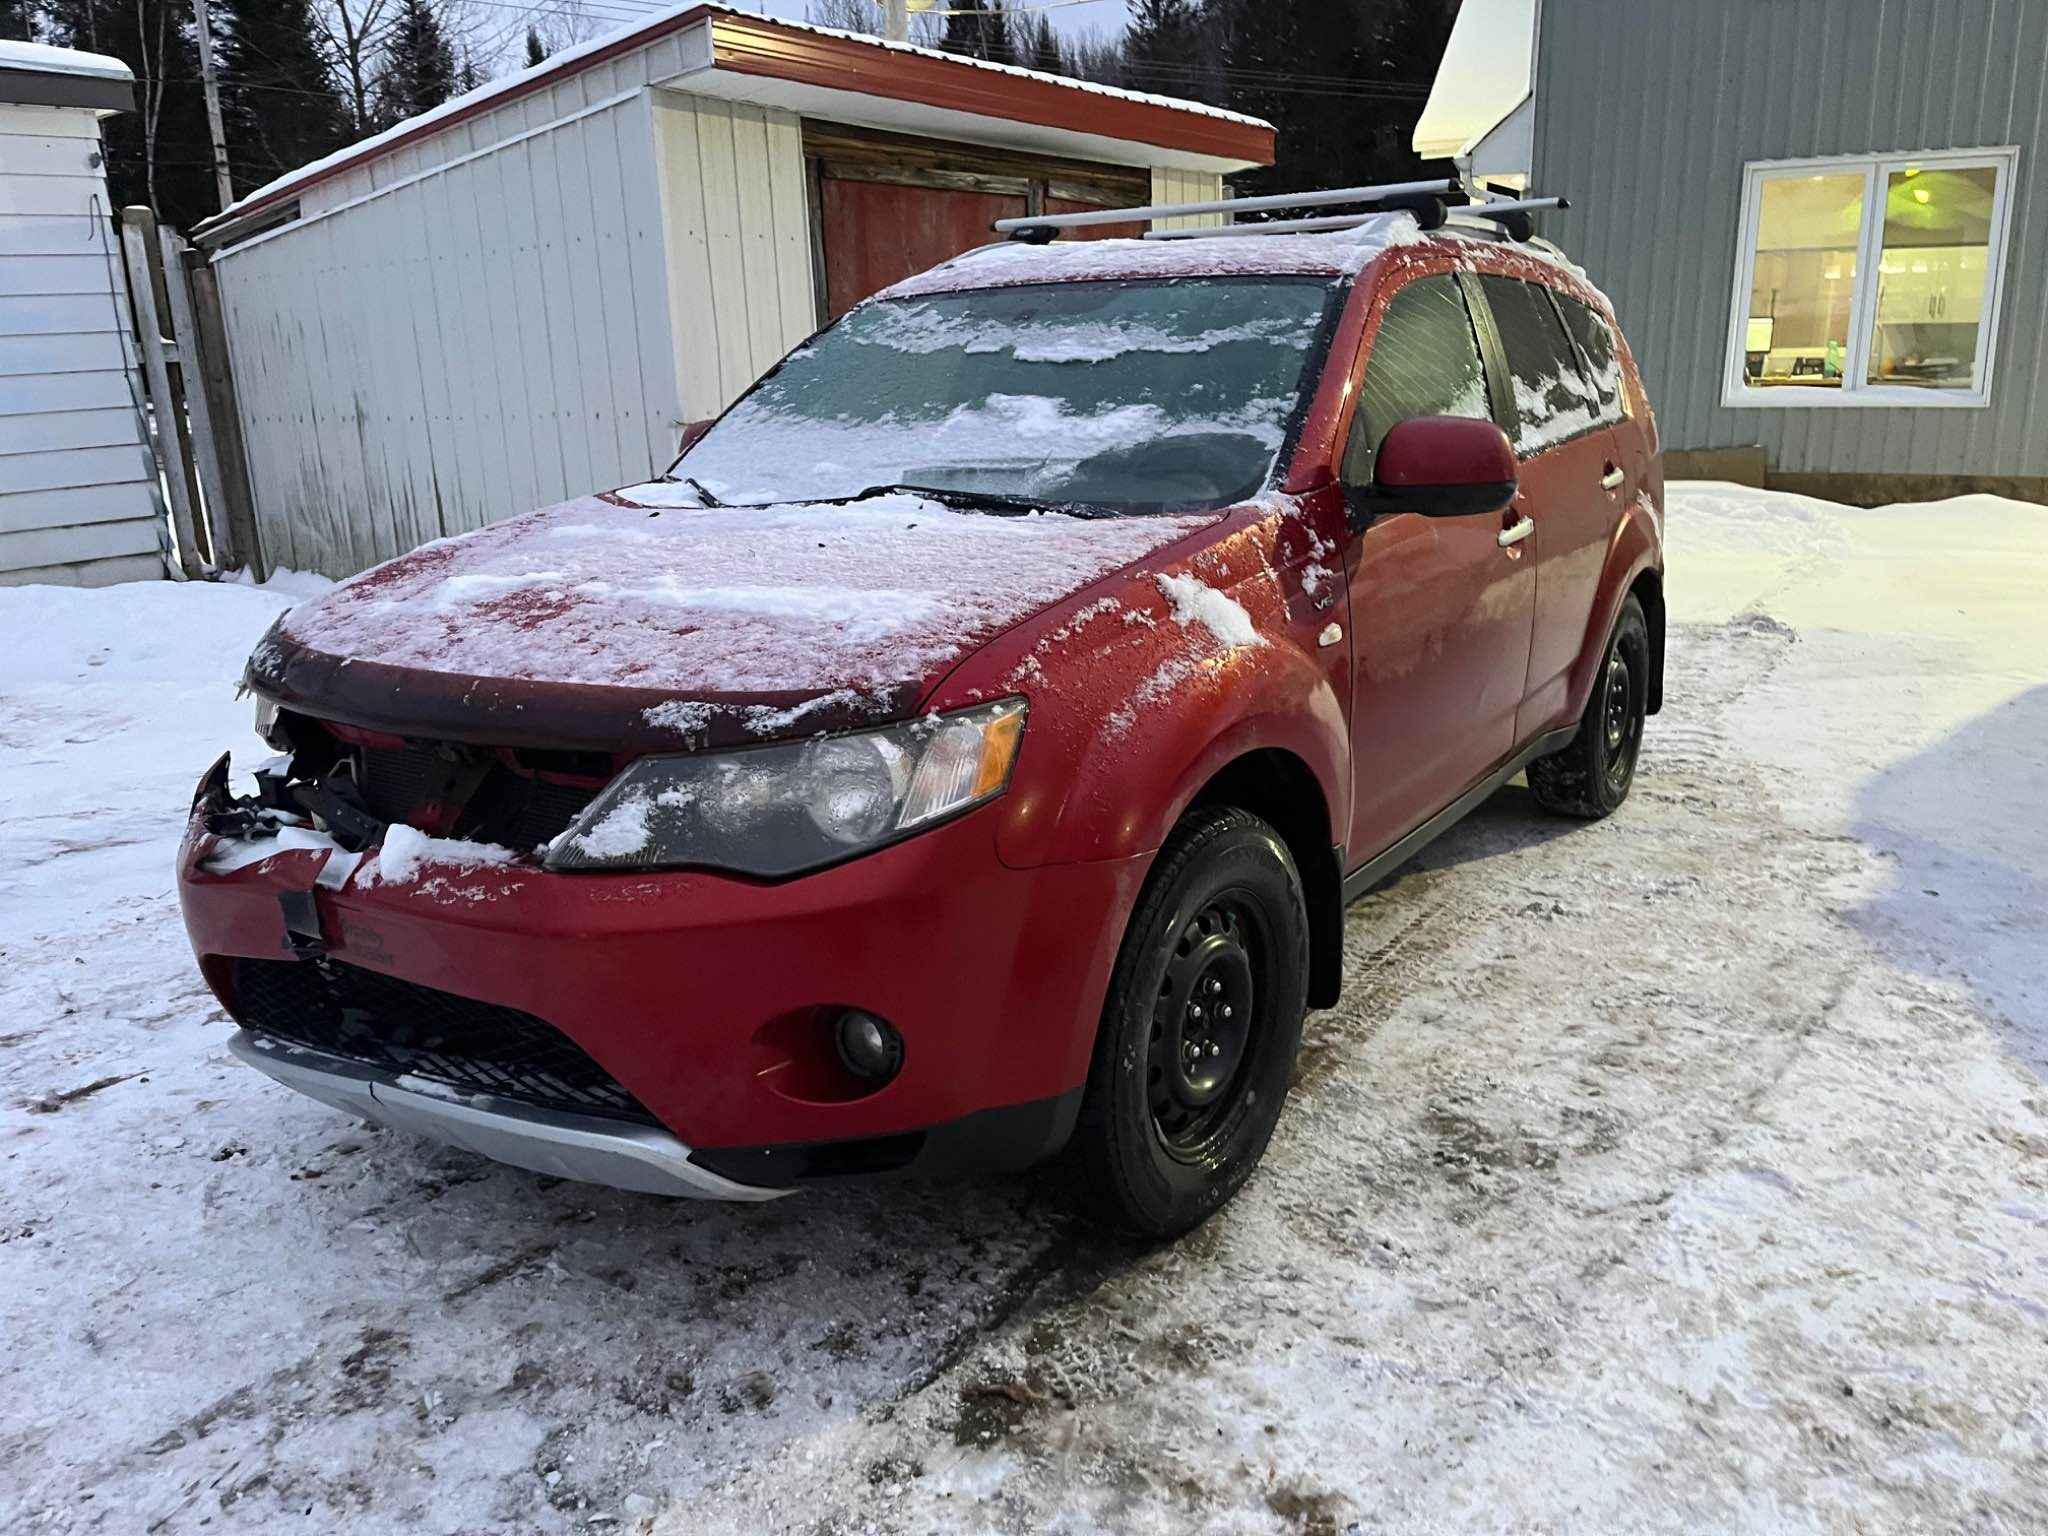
280, 494, 1214, 698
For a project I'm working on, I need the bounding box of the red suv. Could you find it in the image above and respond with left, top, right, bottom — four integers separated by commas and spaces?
179, 209, 1663, 1237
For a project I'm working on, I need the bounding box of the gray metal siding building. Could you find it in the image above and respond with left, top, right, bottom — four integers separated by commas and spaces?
1527, 0, 2048, 497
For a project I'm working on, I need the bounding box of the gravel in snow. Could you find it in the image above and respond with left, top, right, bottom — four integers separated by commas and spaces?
3, 485, 2045, 1532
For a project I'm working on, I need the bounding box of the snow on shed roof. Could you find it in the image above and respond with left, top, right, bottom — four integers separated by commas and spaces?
0, 40, 134, 82
194, 3, 1274, 243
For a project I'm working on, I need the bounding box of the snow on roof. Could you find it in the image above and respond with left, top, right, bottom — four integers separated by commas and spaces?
882, 213, 1428, 298
0, 40, 134, 83
1412, 0, 1535, 160
198, 2, 1271, 236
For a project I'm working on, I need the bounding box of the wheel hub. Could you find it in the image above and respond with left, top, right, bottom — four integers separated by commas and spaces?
1603, 652, 1632, 752
1150, 903, 1256, 1140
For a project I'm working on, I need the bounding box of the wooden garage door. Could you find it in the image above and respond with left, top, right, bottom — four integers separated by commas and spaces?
818, 178, 1026, 320
806, 122, 1150, 321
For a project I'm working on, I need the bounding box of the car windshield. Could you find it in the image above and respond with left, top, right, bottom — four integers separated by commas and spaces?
671, 276, 1340, 513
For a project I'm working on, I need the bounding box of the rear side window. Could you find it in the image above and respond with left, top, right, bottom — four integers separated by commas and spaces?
1345, 274, 1492, 482
1478, 275, 1604, 455
1554, 293, 1627, 422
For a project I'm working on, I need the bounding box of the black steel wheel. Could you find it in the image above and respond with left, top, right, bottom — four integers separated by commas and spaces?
1068, 807, 1310, 1237
1528, 594, 1650, 819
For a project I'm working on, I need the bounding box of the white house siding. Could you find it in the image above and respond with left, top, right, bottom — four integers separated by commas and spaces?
1150, 166, 1226, 229
211, 61, 687, 577
0, 101, 161, 586
650, 93, 814, 424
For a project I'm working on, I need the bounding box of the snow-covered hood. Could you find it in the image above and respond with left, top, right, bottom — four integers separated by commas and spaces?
251, 487, 1217, 750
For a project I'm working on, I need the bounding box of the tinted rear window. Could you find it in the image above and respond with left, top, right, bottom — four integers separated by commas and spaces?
1554, 294, 1626, 422
1478, 275, 1604, 455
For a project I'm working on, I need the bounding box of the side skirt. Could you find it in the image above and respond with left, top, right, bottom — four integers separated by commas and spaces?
1340, 726, 1579, 904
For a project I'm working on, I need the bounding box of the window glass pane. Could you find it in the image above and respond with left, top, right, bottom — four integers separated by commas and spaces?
1349, 274, 1491, 481
1745, 171, 1864, 389
1478, 275, 1601, 454
1555, 295, 1625, 422
1867, 164, 1999, 391
679, 276, 1337, 512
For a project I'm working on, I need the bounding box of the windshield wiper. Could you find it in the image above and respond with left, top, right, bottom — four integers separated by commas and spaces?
844, 483, 1082, 517
676, 476, 723, 507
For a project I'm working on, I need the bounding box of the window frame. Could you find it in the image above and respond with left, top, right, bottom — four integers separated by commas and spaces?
1721, 146, 2020, 411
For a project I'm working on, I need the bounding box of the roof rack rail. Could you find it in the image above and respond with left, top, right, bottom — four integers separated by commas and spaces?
992, 179, 1461, 243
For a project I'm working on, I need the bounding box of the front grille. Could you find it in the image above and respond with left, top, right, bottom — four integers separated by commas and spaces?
352, 742, 600, 851
230, 957, 656, 1124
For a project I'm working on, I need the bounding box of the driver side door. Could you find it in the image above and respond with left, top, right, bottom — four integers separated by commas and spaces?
1340, 271, 1537, 863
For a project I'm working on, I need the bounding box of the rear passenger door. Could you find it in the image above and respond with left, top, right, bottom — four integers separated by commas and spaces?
1471, 275, 1628, 737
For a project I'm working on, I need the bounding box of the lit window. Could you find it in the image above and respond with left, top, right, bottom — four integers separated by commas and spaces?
1724, 150, 2015, 408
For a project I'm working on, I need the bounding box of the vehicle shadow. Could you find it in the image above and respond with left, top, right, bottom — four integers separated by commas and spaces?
1844, 683, 2048, 1076
1366, 780, 1586, 888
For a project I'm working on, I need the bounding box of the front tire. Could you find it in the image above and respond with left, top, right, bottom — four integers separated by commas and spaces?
1068, 807, 1310, 1237
1528, 594, 1650, 819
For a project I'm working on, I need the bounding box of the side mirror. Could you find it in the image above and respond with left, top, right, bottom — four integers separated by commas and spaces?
1350, 415, 1519, 531
676, 418, 715, 455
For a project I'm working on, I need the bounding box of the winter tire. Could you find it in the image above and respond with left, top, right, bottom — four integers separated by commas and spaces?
1069, 806, 1310, 1237
1528, 593, 1650, 819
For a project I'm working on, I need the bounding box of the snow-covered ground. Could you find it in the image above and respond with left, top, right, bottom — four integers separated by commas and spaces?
3, 484, 2044, 1532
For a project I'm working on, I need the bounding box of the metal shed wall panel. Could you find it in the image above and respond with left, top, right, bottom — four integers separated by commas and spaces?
1530, 0, 2047, 477
651, 93, 814, 423
0, 101, 161, 587
213, 87, 681, 577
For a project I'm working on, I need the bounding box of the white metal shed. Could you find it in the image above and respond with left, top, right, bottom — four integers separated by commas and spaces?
0, 42, 163, 588
190, 3, 1274, 579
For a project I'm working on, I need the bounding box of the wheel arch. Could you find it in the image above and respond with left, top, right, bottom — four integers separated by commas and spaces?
1630, 565, 1666, 715
1181, 747, 1345, 1010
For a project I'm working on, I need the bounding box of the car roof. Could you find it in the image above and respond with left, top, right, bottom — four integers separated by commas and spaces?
876, 212, 1595, 305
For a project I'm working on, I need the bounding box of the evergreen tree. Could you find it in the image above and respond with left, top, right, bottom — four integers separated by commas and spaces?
1022, 13, 1063, 76
1207, 0, 1453, 196
1123, 0, 1205, 96
43, 0, 216, 228
373, 0, 456, 126
940, 0, 1014, 66
524, 27, 547, 68
1, 0, 35, 43
216, 0, 349, 198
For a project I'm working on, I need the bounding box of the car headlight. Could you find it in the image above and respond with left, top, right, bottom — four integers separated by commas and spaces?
544, 698, 1027, 876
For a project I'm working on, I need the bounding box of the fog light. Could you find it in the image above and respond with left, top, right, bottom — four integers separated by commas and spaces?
836, 1009, 903, 1081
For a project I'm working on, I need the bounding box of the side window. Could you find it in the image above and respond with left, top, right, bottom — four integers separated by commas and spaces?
1343, 274, 1492, 484
1478, 275, 1603, 455
1554, 293, 1628, 423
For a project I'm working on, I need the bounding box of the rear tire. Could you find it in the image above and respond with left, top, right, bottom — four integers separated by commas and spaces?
1068, 807, 1309, 1238
1528, 594, 1650, 819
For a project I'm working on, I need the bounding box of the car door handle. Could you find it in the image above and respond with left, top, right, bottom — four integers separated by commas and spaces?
1498, 515, 1535, 548
1600, 465, 1626, 491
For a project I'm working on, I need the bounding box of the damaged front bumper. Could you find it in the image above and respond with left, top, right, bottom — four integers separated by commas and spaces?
180, 752, 1139, 1198
229, 1031, 785, 1200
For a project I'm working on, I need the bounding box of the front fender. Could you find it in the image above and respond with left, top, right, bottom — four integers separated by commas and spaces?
935, 502, 1352, 871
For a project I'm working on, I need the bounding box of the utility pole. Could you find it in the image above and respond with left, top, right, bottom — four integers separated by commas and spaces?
883, 0, 908, 43
190, 0, 234, 211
